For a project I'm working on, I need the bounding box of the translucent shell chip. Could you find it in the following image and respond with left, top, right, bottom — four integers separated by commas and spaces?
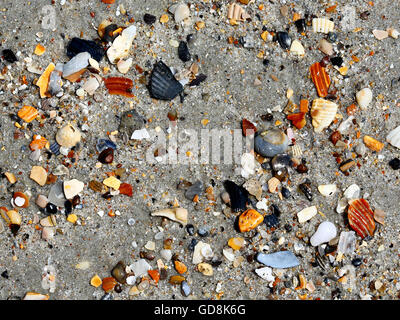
347, 199, 375, 239
386, 125, 400, 149
310, 62, 330, 98
311, 98, 338, 133
312, 18, 334, 33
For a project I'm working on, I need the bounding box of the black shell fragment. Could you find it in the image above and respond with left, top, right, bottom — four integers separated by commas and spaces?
2, 49, 18, 63
189, 74, 207, 87
66, 38, 104, 62
299, 180, 313, 201
148, 61, 184, 100
294, 19, 306, 33
276, 31, 292, 49
223, 180, 249, 212
178, 41, 191, 62
330, 56, 343, 67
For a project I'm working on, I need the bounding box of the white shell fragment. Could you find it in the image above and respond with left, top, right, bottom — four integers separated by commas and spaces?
356, 88, 373, 109
310, 221, 337, 246
387, 28, 399, 39
336, 197, 348, 214
193, 241, 212, 264
318, 184, 337, 197
63, 179, 84, 199
56, 123, 81, 148
338, 231, 356, 254
107, 25, 137, 64
312, 18, 334, 33
23, 292, 49, 300
240, 153, 261, 178
62, 52, 90, 78
386, 125, 400, 149
131, 128, 150, 140
151, 207, 188, 225
169, 3, 191, 24
82, 76, 99, 95
117, 58, 133, 74
343, 184, 360, 200
255, 267, 275, 282
318, 39, 333, 56
290, 40, 305, 56
311, 99, 338, 133
297, 206, 317, 223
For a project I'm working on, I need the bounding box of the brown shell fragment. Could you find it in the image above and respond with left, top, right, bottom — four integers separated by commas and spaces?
238, 209, 264, 232
363, 135, 384, 152
347, 199, 375, 239
102, 277, 117, 293
242, 119, 257, 136
287, 113, 306, 130
104, 77, 134, 97
310, 62, 330, 98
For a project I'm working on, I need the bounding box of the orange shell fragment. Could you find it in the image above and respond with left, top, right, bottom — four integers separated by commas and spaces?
18, 105, 38, 123
104, 77, 134, 98
287, 112, 306, 130
102, 277, 117, 293
174, 261, 187, 274
148, 270, 160, 283
347, 199, 375, 239
34, 44, 46, 56
29, 135, 48, 151
36, 63, 55, 98
363, 135, 384, 152
310, 62, 330, 98
238, 209, 264, 232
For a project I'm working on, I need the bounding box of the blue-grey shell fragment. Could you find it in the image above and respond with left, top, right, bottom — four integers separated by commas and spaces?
181, 281, 191, 297
256, 251, 300, 268
149, 60, 184, 100
254, 129, 289, 158
96, 139, 117, 153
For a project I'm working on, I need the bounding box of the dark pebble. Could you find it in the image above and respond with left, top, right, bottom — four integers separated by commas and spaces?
178, 41, 191, 62
262, 59, 270, 66
327, 32, 338, 43
330, 56, 343, 67
114, 284, 122, 293
264, 214, 279, 228
98, 148, 114, 164
197, 228, 208, 237
320, 56, 330, 67
299, 181, 313, 201
186, 224, 195, 236
294, 19, 306, 33
64, 200, 73, 214
45, 203, 58, 215
296, 163, 308, 174
270, 204, 281, 217
389, 158, 400, 170
261, 113, 273, 121
188, 238, 198, 251
1, 270, 9, 279
72, 195, 81, 207
143, 13, 156, 25
352, 258, 363, 267
284, 223, 292, 232
2, 49, 18, 63
159, 268, 168, 280
276, 31, 292, 49
281, 187, 291, 199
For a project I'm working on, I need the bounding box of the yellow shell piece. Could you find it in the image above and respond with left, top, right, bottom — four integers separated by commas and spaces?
103, 176, 121, 190
36, 63, 55, 98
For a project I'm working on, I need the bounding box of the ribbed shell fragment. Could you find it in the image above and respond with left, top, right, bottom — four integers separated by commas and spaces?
347, 199, 375, 239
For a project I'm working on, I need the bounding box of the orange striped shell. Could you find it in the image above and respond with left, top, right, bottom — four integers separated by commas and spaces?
310, 62, 330, 98
18, 106, 38, 123
347, 199, 375, 239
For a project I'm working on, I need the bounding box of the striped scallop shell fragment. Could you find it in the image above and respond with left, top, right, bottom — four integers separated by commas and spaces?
347, 199, 375, 239
310, 62, 330, 97
386, 125, 400, 149
312, 18, 334, 33
311, 99, 338, 133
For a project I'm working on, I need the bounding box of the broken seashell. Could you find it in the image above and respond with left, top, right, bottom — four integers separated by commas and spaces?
104, 76, 134, 97
287, 113, 306, 130
343, 184, 360, 200
312, 18, 334, 33
373, 209, 385, 225
363, 135, 384, 152
386, 125, 400, 149
238, 209, 264, 232
310, 62, 330, 98
30, 166, 47, 186
290, 39, 305, 56
223, 180, 249, 212
102, 277, 117, 293
40, 215, 57, 227
62, 52, 90, 82
23, 292, 49, 300
372, 29, 388, 40
356, 88, 372, 109
228, 237, 245, 250
170, 3, 190, 24
297, 206, 317, 224
197, 263, 213, 276
227, 3, 247, 22
268, 177, 280, 193
151, 208, 188, 225
347, 199, 375, 239
387, 28, 399, 39
318, 184, 337, 197
29, 135, 48, 151
254, 129, 289, 158
310, 221, 337, 246
149, 61, 184, 101
103, 176, 121, 190
12, 192, 29, 208
18, 106, 38, 123
82, 76, 99, 95
56, 123, 81, 148
67, 38, 104, 62
107, 24, 137, 64
48, 63, 64, 96
63, 179, 84, 199
117, 58, 133, 74
36, 63, 55, 98
318, 39, 333, 56
311, 98, 338, 133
